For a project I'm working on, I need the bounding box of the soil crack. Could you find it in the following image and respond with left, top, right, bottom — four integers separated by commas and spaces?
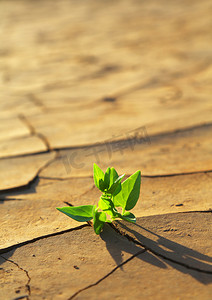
110, 223, 212, 275
18, 114, 51, 151
142, 170, 212, 178
0, 152, 58, 193
27, 93, 46, 111
40, 169, 212, 181
0, 224, 89, 256
68, 248, 146, 299
0, 255, 31, 299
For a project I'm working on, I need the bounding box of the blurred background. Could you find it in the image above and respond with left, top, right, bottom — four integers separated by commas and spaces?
0, 0, 212, 181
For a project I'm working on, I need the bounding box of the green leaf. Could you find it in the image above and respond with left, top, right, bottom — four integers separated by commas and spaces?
125, 170, 141, 210
99, 179, 106, 192
56, 205, 94, 222
108, 174, 125, 195
104, 167, 111, 190
110, 167, 119, 184
93, 163, 105, 191
120, 212, 136, 223
104, 167, 125, 195
113, 170, 141, 210
93, 209, 106, 235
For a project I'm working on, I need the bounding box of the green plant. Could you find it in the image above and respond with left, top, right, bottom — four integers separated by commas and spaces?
56, 164, 141, 235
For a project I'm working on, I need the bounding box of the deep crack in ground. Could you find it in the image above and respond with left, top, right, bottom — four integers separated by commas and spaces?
109, 221, 212, 275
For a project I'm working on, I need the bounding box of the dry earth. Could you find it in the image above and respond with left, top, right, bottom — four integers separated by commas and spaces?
0, 0, 212, 299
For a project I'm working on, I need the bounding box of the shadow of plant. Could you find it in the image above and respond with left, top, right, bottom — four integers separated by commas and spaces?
102, 220, 212, 285
100, 224, 167, 270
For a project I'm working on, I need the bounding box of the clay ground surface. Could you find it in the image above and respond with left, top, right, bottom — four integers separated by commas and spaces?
0, 0, 212, 299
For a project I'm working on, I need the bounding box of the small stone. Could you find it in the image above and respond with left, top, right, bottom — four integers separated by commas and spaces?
73, 265, 79, 270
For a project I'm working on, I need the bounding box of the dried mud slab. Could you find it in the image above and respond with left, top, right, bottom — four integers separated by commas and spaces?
0, 117, 29, 142
135, 173, 212, 217
113, 212, 212, 272
0, 177, 95, 202
0, 256, 29, 299
40, 124, 212, 178
0, 96, 43, 119
0, 152, 55, 190
75, 250, 212, 300
28, 89, 212, 149
0, 177, 97, 249
0, 135, 47, 158
0, 225, 144, 300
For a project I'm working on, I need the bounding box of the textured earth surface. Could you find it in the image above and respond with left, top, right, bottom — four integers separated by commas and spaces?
0, 0, 212, 299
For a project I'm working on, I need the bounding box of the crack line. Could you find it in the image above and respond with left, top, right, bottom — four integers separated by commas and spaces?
68, 248, 146, 299
39, 175, 93, 181
27, 93, 46, 111
0, 197, 24, 201
0, 152, 58, 193
36, 132, 51, 151
51, 121, 212, 152
5, 148, 212, 195
110, 223, 212, 275
0, 224, 89, 255
0, 150, 50, 161
18, 114, 35, 135
39, 169, 212, 181
0, 255, 31, 299
142, 170, 212, 178
18, 114, 51, 151
0, 177, 94, 202
1, 120, 212, 161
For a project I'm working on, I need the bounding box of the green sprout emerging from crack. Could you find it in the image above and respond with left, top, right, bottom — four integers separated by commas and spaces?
57, 164, 141, 235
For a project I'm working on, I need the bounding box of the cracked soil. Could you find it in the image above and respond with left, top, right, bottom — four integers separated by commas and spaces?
0, 0, 212, 299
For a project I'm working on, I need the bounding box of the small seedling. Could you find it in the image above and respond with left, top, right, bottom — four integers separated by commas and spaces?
57, 164, 141, 235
